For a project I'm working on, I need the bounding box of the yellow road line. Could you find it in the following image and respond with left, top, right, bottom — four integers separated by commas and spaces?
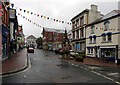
0, 57, 31, 77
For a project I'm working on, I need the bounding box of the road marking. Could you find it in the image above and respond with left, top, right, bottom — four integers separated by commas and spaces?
0, 57, 31, 77
70, 63, 120, 85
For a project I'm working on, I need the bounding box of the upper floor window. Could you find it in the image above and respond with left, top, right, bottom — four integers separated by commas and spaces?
76, 19, 79, 27
91, 25, 95, 34
89, 37, 92, 43
80, 28, 84, 38
107, 33, 112, 41
80, 16, 84, 26
93, 36, 96, 43
102, 34, 106, 41
49, 34, 52, 40
73, 31, 75, 39
76, 30, 79, 39
104, 21, 110, 31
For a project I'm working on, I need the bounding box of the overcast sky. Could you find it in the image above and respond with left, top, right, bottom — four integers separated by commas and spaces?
10, 0, 120, 38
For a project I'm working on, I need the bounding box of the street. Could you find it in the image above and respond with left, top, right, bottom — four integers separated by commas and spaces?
2, 49, 119, 84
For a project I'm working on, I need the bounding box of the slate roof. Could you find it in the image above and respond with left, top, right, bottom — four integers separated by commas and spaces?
44, 27, 65, 33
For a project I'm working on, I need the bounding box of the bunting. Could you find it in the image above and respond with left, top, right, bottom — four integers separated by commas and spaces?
16, 7, 71, 25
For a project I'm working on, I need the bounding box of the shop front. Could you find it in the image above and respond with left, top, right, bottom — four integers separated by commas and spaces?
2, 26, 9, 58
99, 45, 118, 63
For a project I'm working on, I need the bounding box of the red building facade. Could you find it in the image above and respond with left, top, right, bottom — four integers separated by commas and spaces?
42, 28, 64, 50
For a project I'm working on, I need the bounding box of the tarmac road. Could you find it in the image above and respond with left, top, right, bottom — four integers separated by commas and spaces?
2, 49, 119, 84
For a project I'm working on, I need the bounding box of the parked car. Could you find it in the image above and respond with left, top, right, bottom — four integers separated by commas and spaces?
52, 48, 56, 52
55, 48, 62, 54
59, 49, 64, 54
48, 48, 52, 51
27, 47, 34, 53
69, 50, 79, 58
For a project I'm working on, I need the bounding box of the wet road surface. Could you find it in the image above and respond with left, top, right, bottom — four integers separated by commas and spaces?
2, 49, 119, 84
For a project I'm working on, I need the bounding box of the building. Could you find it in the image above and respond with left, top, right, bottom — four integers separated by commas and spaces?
9, 8, 18, 53
67, 30, 72, 49
42, 27, 64, 50
2, 1, 10, 59
71, 4, 103, 54
0, 0, 2, 60
16, 25, 25, 50
26, 35, 36, 48
86, 10, 120, 64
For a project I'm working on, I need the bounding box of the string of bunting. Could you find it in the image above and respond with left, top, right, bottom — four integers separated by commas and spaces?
17, 13, 46, 28
72, 25, 120, 31
16, 7, 72, 25
17, 12, 120, 31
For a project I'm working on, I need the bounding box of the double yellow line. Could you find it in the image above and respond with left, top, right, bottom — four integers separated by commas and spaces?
0, 57, 31, 77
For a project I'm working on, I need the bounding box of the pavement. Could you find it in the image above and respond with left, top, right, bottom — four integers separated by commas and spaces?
62, 57, 120, 67
0, 48, 28, 75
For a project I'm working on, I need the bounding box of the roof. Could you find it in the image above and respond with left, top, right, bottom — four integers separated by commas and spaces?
87, 10, 120, 26
100, 10, 120, 20
44, 27, 65, 33
71, 9, 89, 21
26, 35, 36, 39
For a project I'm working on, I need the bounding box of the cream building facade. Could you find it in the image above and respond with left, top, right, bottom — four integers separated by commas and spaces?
71, 4, 103, 54
86, 10, 120, 64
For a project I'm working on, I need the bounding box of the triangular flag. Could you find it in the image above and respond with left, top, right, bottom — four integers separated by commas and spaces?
27, 11, 29, 13
44, 16, 46, 18
37, 14, 39, 17
47, 17, 49, 19
59, 20, 61, 23
24, 10, 26, 13
20, 9, 22, 11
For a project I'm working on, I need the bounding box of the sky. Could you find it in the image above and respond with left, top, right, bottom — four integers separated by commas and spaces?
10, 0, 120, 38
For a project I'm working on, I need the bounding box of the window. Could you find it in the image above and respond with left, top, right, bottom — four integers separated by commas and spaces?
49, 34, 52, 40
107, 33, 112, 41
93, 36, 96, 43
102, 34, 106, 41
91, 49, 93, 54
88, 48, 93, 54
88, 49, 90, 54
80, 43, 85, 50
91, 26, 95, 34
89, 37, 92, 43
104, 21, 110, 31
76, 30, 79, 39
73, 31, 75, 39
80, 28, 84, 38
80, 16, 84, 26
76, 19, 79, 27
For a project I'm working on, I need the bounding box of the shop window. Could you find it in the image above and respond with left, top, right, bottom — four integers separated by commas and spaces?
102, 34, 106, 41
91, 49, 93, 54
88, 48, 93, 54
88, 48, 90, 54
107, 33, 112, 41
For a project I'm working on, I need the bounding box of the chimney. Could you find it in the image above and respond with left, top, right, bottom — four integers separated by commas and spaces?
91, 4, 98, 12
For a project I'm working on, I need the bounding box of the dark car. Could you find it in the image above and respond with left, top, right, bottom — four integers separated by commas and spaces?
27, 47, 34, 53
55, 48, 62, 54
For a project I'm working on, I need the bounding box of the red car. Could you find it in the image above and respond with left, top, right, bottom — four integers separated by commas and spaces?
27, 47, 34, 53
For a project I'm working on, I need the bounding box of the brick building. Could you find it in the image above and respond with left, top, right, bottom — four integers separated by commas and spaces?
42, 27, 64, 50
2, 1, 10, 59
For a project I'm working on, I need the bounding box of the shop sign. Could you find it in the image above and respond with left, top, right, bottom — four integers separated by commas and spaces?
100, 46, 116, 49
